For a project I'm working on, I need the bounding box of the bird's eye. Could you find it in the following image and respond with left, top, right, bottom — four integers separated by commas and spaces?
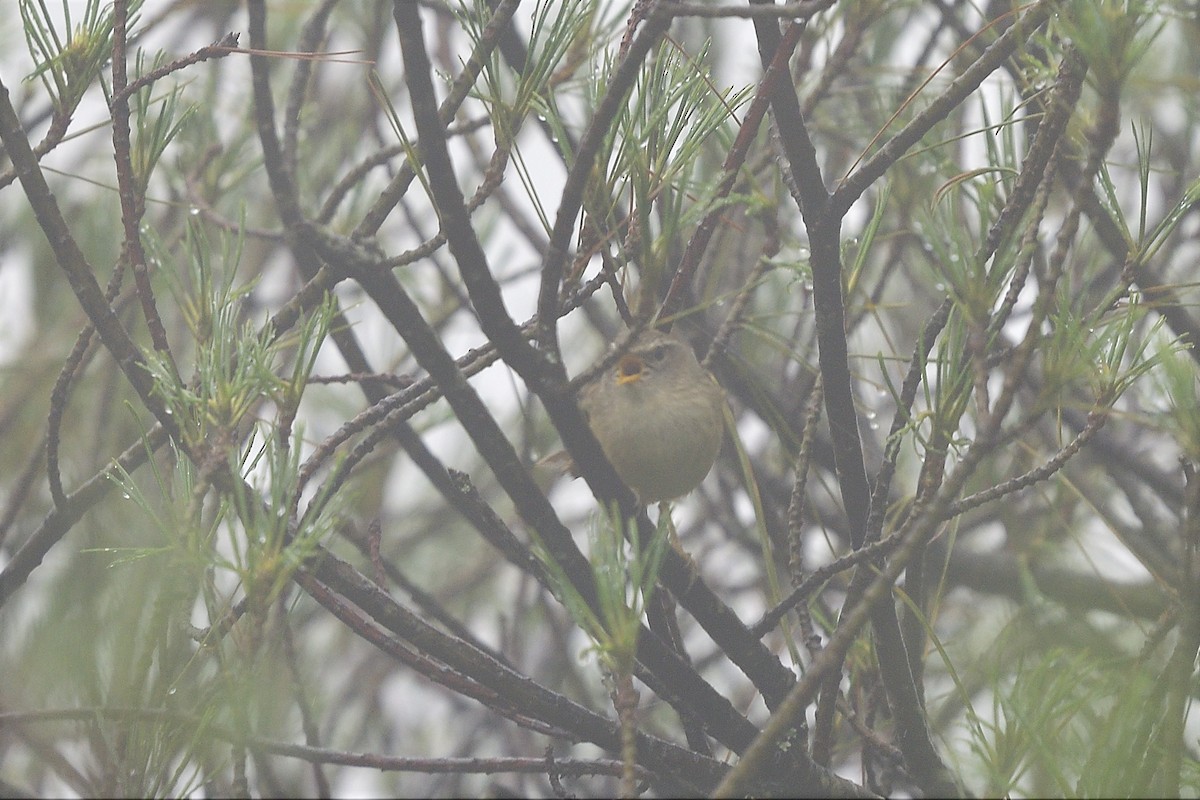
648, 345, 669, 362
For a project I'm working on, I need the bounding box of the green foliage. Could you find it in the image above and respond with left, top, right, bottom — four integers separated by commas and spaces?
960, 641, 1200, 798
536, 504, 670, 678
1056, 0, 1162, 93
460, 0, 603, 231
20, 0, 134, 114
128, 51, 196, 195
117, 223, 340, 628
590, 40, 753, 289
1154, 347, 1200, 461
6, 1, 1200, 796
143, 224, 333, 452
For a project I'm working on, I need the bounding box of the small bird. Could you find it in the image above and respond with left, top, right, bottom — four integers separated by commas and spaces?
576, 330, 727, 503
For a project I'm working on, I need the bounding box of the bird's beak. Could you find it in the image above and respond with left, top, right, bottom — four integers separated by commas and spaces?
616, 353, 645, 385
